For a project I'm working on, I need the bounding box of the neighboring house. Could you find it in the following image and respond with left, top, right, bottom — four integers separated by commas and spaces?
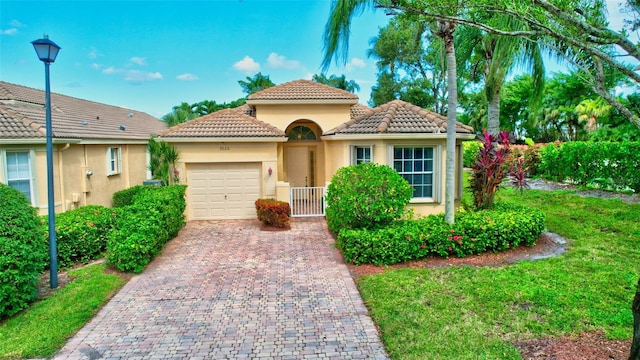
158, 79, 475, 220
0, 81, 167, 214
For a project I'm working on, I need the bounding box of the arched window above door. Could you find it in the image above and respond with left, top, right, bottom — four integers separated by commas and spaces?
288, 125, 317, 141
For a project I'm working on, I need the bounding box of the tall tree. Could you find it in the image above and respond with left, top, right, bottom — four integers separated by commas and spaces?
312, 73, 361, 93
238, 72, 275, 95
322, 0, 462, 224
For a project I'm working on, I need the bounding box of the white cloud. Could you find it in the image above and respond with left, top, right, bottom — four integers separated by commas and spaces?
346, 58, 367, 71
176, 73, 199, 81
124, 70, 162, 83
303, 72, 314, 80
266, 52, 300, 69
87, 47, 99, 59
9, 20, 24, 27
130, 56, 147, 66
0, 28, 18, 35
91, 63, 102, 70
103, 66, 119, 74
233, 56, 261, 73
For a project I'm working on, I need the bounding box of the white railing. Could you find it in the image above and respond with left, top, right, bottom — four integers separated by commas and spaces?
290, 187, 325, 217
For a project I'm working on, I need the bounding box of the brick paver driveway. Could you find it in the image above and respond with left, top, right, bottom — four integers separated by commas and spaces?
54, 218, 389, 359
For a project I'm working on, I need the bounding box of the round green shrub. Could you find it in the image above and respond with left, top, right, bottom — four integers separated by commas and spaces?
325, 163, 413, 233
0, 184, 47, 319
463, 140, 483, 168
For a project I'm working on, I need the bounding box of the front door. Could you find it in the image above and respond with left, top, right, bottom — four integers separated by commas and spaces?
286, 146, 315, 187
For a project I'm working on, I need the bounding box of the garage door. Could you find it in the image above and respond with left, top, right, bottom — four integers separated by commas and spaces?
187, 162, 261, 220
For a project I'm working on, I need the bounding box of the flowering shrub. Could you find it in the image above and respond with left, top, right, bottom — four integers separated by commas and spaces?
509, 156, 529, 195
469, 131, 511, 209
337, 203, 545, 265
255, 199, 291, 228
325, 163, 413, 233
0, 184, 47, 319
53, 205, 117, 268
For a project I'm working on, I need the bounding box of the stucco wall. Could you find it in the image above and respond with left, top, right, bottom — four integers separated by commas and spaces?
254, 104, 353, 133
321, 138, 466, 217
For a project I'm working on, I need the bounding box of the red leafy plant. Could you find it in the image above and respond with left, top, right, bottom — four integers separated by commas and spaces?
469, 131, 511, 209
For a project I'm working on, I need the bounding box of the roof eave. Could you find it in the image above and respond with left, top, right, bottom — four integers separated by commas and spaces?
158, 136, 288, 143
321, 133, 476, 141
0, 137, 81, 145
246, 99, 358, 105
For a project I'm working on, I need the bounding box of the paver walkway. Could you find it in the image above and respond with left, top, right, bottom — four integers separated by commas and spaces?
54, 218, 389, 359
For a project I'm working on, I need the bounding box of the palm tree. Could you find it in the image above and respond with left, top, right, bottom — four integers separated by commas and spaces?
312, 73, 360, 93
574, 98, 611, 132
322, 0, 460, 224
238, 72, 275, 95
456, 16, 545, 136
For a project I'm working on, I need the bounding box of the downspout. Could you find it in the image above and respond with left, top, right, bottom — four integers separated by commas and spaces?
57, 143, 71, 211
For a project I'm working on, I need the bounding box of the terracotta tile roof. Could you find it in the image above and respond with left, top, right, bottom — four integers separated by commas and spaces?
159, 108, 286, 138
350, 103, 371, 121
325, 99, 474, 135
0, 81, 166, 140
231, 103, 256, 117
247, 79, 359, 103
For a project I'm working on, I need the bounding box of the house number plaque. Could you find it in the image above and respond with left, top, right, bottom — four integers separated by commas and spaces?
219, 146, 230, 151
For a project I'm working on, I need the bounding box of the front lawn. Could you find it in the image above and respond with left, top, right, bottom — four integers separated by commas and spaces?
357, 188, 640, 359
0, 263, 125, 360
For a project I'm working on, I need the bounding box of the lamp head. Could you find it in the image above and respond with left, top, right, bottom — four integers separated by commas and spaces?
31, 35, 61, 63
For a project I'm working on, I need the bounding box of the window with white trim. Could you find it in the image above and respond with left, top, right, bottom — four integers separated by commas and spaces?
5, 151, 34, 202
351, 145, 372, 165
107, 147, 122, 176
393, 146, 434, 199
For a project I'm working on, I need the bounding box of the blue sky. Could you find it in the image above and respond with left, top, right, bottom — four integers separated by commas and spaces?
0, 1, 389, 117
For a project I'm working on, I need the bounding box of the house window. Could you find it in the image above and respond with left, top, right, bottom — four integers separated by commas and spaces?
107, 147, 122, 176
393, 146, 434, 199
288, 126, 316, 141
351, 145, 372, 165
5, 151, 34, 202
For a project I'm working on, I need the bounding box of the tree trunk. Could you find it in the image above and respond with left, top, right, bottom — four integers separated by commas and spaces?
487, 89, 501, 136
440, 20, 457, 225
631, 278, 640, 360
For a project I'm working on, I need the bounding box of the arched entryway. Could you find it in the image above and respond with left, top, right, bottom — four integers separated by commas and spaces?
284, 121, 321, 188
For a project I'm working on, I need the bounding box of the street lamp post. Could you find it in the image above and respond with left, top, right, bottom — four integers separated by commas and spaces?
31, 35, 61, 289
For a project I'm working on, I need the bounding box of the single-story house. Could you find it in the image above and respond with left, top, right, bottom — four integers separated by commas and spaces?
158, 79, 475, 221
0, 81, 167, 214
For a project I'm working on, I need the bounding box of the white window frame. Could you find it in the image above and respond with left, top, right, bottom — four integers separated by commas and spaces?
1, 149, 37, 205
106, 147, 122, 176
388, 144, 441, 203
350, 145, 373, 165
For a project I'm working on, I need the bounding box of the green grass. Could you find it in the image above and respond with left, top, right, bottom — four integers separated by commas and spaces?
357, 188, 640, 359
0, 263, 125, 359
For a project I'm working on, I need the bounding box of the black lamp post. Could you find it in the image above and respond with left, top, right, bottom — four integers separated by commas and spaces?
31, 35, 61, 289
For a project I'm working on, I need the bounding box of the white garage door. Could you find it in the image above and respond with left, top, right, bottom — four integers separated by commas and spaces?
187, 162, 261, 220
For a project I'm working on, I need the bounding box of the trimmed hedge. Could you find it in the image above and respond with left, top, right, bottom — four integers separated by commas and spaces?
540, 141, 640, 192
0, 184, 47, 319
255, 199, 291, 228
107, 185, 186, 273
326, 163, 413, 233
337, 203, 545, 265
53, 205, 117, 269
112, 185, 147, 207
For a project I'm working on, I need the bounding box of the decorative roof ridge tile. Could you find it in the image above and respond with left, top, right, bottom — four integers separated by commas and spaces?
248, 79, 359, 100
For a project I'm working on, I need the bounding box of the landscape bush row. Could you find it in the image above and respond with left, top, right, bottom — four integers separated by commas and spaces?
540, 141, 640, 192
337, 203, 545, 265
107, 185, 187, 273
0, 184, 47, 319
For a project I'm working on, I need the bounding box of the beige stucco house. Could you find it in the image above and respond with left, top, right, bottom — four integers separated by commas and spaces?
0, 81, 167, 214
159, 80, 475, 221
